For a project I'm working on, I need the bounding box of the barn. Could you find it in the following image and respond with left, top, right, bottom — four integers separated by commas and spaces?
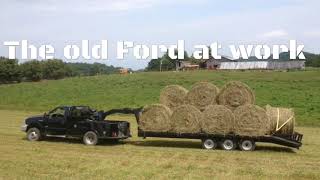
205, 56, 234, 69
205, 57, 305, 70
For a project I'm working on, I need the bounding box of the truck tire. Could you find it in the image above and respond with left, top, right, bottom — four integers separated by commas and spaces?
83, 131, 98, 145
221, 139, 236, 151
27, 127, 42, 141
202, 139, 217, 150
239, 139, 256, 151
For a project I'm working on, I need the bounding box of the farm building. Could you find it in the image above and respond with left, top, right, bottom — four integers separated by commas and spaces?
205, 56, 234, 69
205, 56, 305, 70
219, 60, 305, 70
177, 61, 199, 71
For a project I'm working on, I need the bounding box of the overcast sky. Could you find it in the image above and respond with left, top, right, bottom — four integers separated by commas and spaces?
0, 0, 319, 69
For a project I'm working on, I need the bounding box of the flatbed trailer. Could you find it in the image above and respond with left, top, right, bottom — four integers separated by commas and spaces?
105, 108, 303, 151
138, 129, 303, 151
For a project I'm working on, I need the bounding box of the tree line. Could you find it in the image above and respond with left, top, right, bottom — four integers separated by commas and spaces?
0, 57, 120, 84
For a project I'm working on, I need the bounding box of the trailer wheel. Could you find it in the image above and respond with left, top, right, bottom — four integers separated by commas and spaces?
239, 139, 256, 151
83, 131, 98, 145
221, 139, 236, 151
202, 139, 217, 150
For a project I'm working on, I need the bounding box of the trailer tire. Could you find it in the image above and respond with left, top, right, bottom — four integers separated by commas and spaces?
202, 139, 217, 150
83, 131, 98, 145
221, 139, 236, 151
239, 139, 256, 151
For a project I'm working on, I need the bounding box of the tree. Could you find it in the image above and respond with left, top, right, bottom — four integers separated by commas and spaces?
146, 58, 175, 71
20, 60, 43, 81
42, 59, 68, 80
146, 50, 190, 71
306, 55, 320, 67
0, 57, 21, 83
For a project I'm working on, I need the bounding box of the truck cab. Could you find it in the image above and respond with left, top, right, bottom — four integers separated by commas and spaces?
21, 106, 131, 145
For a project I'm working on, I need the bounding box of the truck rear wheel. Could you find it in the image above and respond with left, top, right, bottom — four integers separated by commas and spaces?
83, 131, 98, 145
239, 139, 256, 151
221, 139, 236, 151
202, 139, 217, 150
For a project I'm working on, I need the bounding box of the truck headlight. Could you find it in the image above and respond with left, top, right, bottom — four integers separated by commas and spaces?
21, 124, 28, 132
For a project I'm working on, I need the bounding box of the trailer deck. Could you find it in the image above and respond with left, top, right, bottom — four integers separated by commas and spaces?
138, 129, 303, 150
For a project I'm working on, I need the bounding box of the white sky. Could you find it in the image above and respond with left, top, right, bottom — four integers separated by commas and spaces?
0, 0, 319, 70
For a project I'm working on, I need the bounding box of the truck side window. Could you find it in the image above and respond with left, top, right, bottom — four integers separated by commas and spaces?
49, 107, 65, 119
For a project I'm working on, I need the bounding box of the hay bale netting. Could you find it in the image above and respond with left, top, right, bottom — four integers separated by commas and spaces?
139, 104, 172, 132
217, 81, 255, 110
185, 82, 220, 111
233, 104, 270, 136
265, 105, 295, 135
171, 105, 202, 133
159, 85, 188, 110
201, 105, 235, 134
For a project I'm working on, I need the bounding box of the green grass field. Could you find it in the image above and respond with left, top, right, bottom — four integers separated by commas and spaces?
0, 69, 319, 126
0, 69, 320, 179
0, 110, 319, 179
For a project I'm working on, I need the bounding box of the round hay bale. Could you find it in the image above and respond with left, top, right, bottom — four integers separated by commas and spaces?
139, 104, 172, 132
233, 104, 270, 136
159, 85, 188, 110
201, 105, 235, 134
171, 105, 201, 133
185, 82, 220, 111
217, 81, 255, 110
265, 105, 295, 135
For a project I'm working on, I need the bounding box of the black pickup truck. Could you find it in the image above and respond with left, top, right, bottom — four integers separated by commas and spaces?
21, 106, 140, 145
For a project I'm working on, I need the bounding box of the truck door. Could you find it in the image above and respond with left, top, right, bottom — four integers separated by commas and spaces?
45, 107, 67, 135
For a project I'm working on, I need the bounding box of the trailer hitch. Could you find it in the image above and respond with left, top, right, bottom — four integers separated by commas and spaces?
101, 107, 143, 124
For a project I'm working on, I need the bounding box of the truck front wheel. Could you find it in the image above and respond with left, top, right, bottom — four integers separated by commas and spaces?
27, 127, 42, 141
83, 131, 98, 145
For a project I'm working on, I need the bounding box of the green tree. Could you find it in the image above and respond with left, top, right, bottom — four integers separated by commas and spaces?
20, 60, 43, 81
306, 55, 320, 67
146, 50, 190, 71
0, 57, 21, 83
42, 59, 68, 80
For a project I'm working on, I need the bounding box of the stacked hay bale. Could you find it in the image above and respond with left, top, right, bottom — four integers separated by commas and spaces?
171, 105, 202, 133
139, 104, 172, 132
265, 105, 295, 134
159, 85, 188, 110
201, 105, 235, 134
185, 82, 219, 111
217, 81, 255, 110
233, 104, 270, 136
139, 81, 295, 136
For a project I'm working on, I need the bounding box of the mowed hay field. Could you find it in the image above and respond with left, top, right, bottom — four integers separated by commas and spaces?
0, 69, 320, 179
0, 110, 320, 179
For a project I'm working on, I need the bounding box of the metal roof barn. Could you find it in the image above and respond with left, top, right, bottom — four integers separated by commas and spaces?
218, 61, 305, 70
219, 61, 268, 70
